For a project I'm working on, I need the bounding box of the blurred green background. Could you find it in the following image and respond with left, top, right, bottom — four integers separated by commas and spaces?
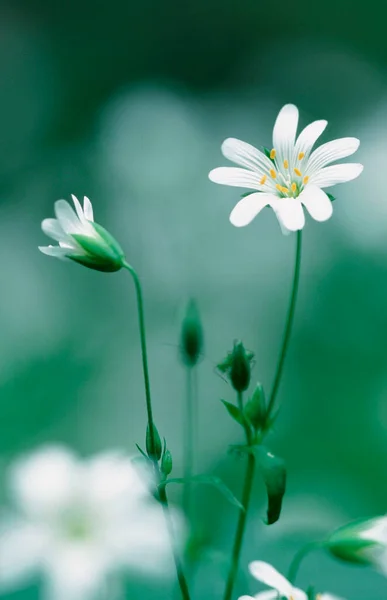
1, 0, 387, 597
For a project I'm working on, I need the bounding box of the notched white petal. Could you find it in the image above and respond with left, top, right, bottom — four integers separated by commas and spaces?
41, 219, 69, 244
307, 137, 360, 173
221, 138, 273, 173
229, 193, 272, 227
38, 246, 70, 260
209, 167, 263, 190
309, 163, 363, 188
273, 198, 305, 232
71, 195, 85, 222
248, 561, 294, 597
54, 200, 83, 235
294, 119, 328, 158
273, 104, 299, 160
299, 185, 333, 222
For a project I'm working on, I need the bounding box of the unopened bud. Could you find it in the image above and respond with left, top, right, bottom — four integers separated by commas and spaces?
230, 341, 251, 392
146, 423, 162, 461
325, 516, 387, 569
161, 448, 173, 477
180, 299, 203, 367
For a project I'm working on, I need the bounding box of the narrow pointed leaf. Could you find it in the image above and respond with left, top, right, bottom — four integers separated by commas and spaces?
161, 474, 244, 511
221, 400, 244, 426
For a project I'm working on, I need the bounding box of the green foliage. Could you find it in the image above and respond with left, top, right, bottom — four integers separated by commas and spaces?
146, 423, 162, 460
218, 341, 253, 393
162, 474, 244, 511
220, 399, 245, 426
255, 447, 286, 525
180, 299, 203, 367
244, 383, 267, 431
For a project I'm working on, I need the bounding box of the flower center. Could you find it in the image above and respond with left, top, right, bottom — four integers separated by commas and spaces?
263, 148, 309, 198
61, 508, 95, 541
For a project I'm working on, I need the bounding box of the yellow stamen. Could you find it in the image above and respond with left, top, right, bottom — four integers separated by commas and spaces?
303, 175, 309, 185
283, 159, 289, 169
270, 169, 277, 179
276, 184, 289, 194
298, 152, 305, 160
270, 148, 276, 159
260, 175, 267, 185
294, 168, 302, 177
291, 182, 297, 193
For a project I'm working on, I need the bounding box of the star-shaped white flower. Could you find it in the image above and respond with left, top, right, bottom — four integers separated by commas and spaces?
238, 560, 346, 600
209, 104, 363, 233
39, 195, 125, 272
0, 446, 176, 600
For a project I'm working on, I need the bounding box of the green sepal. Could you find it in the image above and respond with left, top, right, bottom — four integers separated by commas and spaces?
92, 222, 126, 261
160, 438, 173, 477
221, 400, 245, 426
262, 146, 275, 163
161, 474, 244, 511
244, 383, 267, 431
240, 191, 256, 199
325, 537, 378, 566
69, 254, 122, 272
135, 443, 148, 459
256, 446, 286, 525
146, 423, 162, 461
71, 222, 125, 272
307, 586, 316, 600
327, 193, 336, 203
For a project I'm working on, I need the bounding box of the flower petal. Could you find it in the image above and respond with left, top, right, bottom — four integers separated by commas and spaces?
318, 595, 347, 600
71, 194, 86, 222
252, 592, 279, 600
229, 193, 273, 227
221, 138, 273, 173
294, 120, 328, 161
9, 445, 79, 518
248, 561, 294, 597
41, 219, 70, 244
272, 198, 305, 232
209, 167, 263, 190
54, 200, 84, 234
299, 185, 333, 222
83, 196, 94, 222
38, 245, 71, 260
272, 104, 299, 163
308, 163, 363, 188
306, 137, 360, 173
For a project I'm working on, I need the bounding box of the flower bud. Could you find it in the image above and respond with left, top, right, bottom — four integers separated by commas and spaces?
161, 448, 173, 477
244, 383, 267, 430
230, 341, 251, 392
180, 299, 203, 367
146, 423, 162, 461
324, 516, 387, 570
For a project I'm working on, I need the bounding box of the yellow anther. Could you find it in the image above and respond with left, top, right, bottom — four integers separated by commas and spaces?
270, 148, 276, 159
291, 182, 297, 193
316, 595, 322, 600
283, 159, 289, 169
270, 169, 277, 179
303, 175, 309, 185
298, 152, 305, 160
294, 168, 302, 177
260, 175, 267, 185
276, 184, 289, 194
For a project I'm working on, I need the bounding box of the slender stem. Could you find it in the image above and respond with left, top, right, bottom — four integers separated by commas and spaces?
183, 366, 196, 519
266, 230, 302, 419
223, 392, 255, 600
123, 263, 191, 600
287, 542, 321, 584
124, 262, 157, 456
159, 485, 192, 600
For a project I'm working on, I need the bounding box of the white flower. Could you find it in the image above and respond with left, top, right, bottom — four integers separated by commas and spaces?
0, 446, 176, 600
238, 561, 346, 600
39, 195, 125, 272
209, 104, 363, 233
327, 515, 387, 575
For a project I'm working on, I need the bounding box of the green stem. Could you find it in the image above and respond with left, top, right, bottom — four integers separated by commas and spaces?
123, 262, 191, 600
159, 485, 192, 600
223, 392, 255, 600
266, 230, 302, 420
183, 366, 196, 519
124, 262, 157, 457
287, 542, 321, 584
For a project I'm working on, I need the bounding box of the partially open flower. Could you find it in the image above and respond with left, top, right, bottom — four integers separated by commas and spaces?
209, 104, 363, 233
239, 560, 346, 600
39, 195, 125, 272
325, 515, 387, 574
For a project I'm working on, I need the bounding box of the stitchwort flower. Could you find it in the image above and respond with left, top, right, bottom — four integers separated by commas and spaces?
209, 104, 363, 233
39, 195, 125, 272
239, 561, 346, 600
0, 446, 176, 600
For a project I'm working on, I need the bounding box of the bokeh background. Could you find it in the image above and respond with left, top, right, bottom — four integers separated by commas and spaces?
1, 0, 387, 597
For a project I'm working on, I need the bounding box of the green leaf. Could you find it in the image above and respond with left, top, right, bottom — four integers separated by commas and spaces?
162, 474, 244, 511
135, 443, 148, 458
256, 446, 286, 524
220, 400, 245, 426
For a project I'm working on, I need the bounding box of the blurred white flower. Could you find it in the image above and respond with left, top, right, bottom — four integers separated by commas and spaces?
0, 445, 175, 600
239, 560, 346, 600
209, 104, 363, 233
326, 515, 387, 575
39, 195, 125, 272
